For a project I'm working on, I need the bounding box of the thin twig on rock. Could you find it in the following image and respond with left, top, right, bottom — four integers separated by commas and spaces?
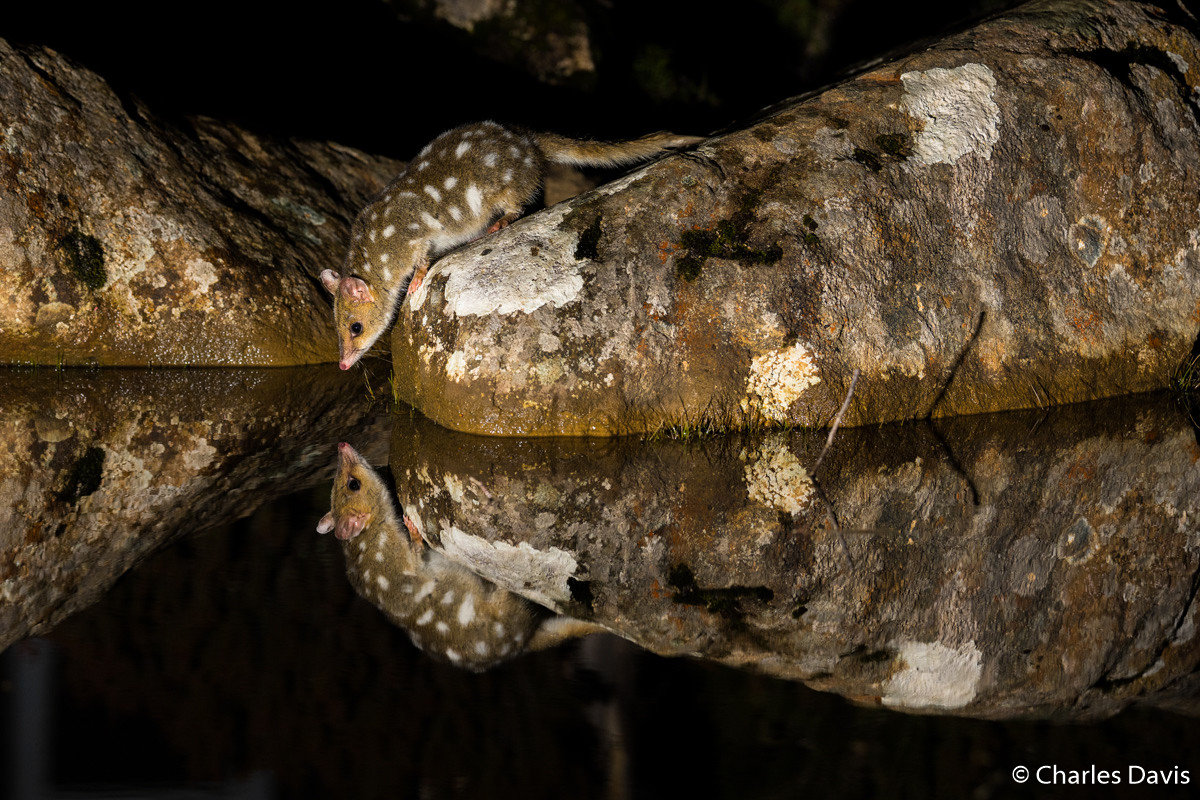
813, 369, 860, 473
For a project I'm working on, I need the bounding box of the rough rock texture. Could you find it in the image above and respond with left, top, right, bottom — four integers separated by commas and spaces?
392, 0, 1200, 435
0, 39, 400, 366
0, 367, 391, 651
385, 0, 596, 85
389, 393, 1200, 719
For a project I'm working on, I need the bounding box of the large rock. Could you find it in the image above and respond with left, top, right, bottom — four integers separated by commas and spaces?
389, 393, 1200, 719
0, 39, 400, 366
392, 0, 1200, 435
0, 367, 391, 651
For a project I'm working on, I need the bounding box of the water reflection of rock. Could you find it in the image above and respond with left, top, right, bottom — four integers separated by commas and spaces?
0, 367, 390, 652
392, 394, 1200, 720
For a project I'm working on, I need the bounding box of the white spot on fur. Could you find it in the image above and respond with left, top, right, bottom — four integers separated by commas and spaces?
484, 152, 498, 166
436, 622, 450, 634
900, 63, 1000, 165
420, 212, 443, 230
424, 185, 441, 202
474, 641, 489, 656
456, 141, 472, 157
882, 640, 983, 710
741, 343, 821, 422
449, 206, 463, 222
417, 161, 430, 171
457, 594, 476, 625
441, 590, 455, 605
444, 176, 458, 189
502, 169, 512, 183
414, 580, 436, 603
445, 648, 461, 662
466, 184, 484, 216
377, 575, 390, 591
368, 229, 377, 242
383, 224, 396, 238
416, 609, 434, 626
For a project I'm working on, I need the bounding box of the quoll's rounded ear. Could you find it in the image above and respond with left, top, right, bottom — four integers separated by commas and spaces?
335, 512, 370, 541
342, 276, 374, 303
319, 269, 341, 295
316, 511, 335, 534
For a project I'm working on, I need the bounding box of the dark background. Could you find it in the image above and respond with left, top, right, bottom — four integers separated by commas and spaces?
5, 0, 1018, 156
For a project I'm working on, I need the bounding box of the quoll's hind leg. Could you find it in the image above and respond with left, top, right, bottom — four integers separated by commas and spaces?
405, 252, 431, 296
486, 211, 522, 235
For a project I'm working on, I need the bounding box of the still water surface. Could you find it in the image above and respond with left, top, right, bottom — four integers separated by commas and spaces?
1, 367, 1198, 798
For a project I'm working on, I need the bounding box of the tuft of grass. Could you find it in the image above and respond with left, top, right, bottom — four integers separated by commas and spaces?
1172, 353, 1200, 395
640, 397, 791, 442
1172, 353, 1200, 427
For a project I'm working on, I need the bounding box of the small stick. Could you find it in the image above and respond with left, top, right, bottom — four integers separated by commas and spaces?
813, 369, 860, 473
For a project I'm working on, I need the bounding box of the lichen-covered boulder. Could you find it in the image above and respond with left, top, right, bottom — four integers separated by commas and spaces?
0, 39, 400, 366
392, 0, 1200, 435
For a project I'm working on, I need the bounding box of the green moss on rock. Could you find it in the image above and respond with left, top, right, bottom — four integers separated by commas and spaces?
59, 230, 107, 289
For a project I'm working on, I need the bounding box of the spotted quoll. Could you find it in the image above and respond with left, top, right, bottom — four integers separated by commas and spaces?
317, 442, 602, 670
320, 120, 703, 369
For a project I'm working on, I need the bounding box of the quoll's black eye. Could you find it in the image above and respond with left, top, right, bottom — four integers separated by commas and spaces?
349, 322, 363, 336
347, 478, 361, 491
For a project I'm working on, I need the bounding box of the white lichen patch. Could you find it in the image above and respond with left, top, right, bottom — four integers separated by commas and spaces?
180, 435, 217, 472
741, 342, 821, 422
881, 640, 983, 710
184, 258, 219, 294
438, 524, 578, 609
446, 350, 468, 382
413, 204, 584, 317
743, 436, 814, 514
900, 63, 1000, 165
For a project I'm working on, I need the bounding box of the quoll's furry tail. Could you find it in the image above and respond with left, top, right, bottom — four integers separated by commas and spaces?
535, 131, 704, 168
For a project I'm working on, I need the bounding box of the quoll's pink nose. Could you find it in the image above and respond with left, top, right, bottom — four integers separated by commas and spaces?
339, 360, 351, 371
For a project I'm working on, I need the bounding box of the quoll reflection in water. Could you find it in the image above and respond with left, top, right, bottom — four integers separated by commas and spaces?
317, 442, 602, 670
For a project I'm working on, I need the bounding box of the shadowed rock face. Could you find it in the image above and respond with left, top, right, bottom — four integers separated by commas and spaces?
0, 367, 391, 651
0, 39, 400, 367
392, 0, 1200, 435
388, 393, 1200, 720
